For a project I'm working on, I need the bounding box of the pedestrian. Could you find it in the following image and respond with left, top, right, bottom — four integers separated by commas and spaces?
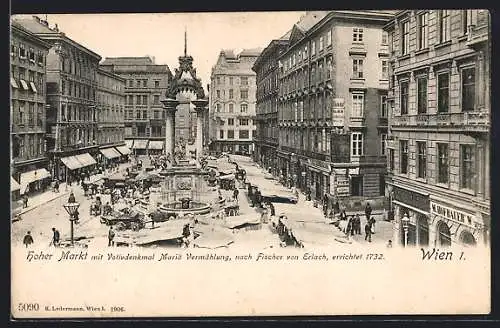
339, 209, 347, 221
22, 194, 29, 208
51, 227, 60, 247
54, 180, 60, 193
350, 216, 355, 236
334, 200, 340, 215
370, 216, 376, 234
355, 214, 362, 235
23, 231, 33, 248
233, 188, 239, 201
73, 208, 80, 223
387, 240, 393, 248
364, 222, 372, 242
365, 202, 372, 221
68, 192, 76, 203
346, 217, 353, 236
108, 226, 115, 247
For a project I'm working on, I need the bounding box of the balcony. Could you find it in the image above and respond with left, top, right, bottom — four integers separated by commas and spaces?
349, 78, 366, 89
378, 44, 389, 56
349, 116, 366, 128
391, 111, 490, 133
467, 23, 489, 48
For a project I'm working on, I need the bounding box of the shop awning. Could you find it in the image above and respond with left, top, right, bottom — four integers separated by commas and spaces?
125, 140, 134, 149
10, 78, 18, 89
20, 168, 51, 194
74, 153, 97, 167
132, 139, 148, 149
29, 82, 38, 93
148, 140, 164, 150
61, 156, 83, 170
100, 147, 121, 159
218, 174, 235, 180
116, 145, 132, 155
19, 79, 29, 90
11, 177, 21, 192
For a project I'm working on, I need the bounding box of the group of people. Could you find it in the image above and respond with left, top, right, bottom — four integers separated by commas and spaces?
337, 203, 377, 242
22, 227, 61, 248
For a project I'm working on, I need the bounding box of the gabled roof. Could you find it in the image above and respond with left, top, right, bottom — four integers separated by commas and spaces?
101, 57, 154, 66
12, 17, 55, 34
278, 29, 292, 40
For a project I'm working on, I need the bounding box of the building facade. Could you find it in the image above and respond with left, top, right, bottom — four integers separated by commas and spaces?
96, 68, 126, 165
15, 16, 102, 184
252, 33, 290, 176
209, 49, 261, 155
277, 11, 393, 204
384, 10, 490, 247
10, 20, 52, 195
100, 57, 172, 155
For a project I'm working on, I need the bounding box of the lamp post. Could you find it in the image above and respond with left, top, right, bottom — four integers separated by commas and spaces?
402, 213, 410, 248
63, 200, 80, 246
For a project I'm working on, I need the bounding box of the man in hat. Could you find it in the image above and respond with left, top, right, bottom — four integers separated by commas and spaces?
23, 231, 33, 248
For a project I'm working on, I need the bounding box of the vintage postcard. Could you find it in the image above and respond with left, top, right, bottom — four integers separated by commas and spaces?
10, 10, 491, 318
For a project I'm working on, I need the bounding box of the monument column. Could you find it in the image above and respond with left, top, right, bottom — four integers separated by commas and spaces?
192, 99, 209, 162
161, 99, 179, 165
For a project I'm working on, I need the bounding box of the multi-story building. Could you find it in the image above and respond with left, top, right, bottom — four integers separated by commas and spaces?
10, 20, 52, 196
277, 11, 393, 204
15, 16, 102, 184
252, 31, 290, 176
100, 57, 172, 155
96, 68, 127, 165
385, 10, 490, 247
209, 49, 261, 155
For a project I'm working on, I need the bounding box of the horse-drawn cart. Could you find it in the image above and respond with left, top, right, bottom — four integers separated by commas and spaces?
100, 210, 146, 231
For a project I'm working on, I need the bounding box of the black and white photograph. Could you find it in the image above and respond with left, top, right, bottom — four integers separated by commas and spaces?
10, 10, 491, 318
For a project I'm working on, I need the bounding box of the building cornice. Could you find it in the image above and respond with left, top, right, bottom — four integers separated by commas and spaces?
11, 23, 52, 50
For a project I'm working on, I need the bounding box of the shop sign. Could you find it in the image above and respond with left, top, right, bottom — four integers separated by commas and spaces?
307, 158, 331, 172
335, 175, 350, 196
331, 98, 345, 127
334, 169, 347, 175
349, 168, 359, 175
430, 201, 483, 229
393, 186, 429, 212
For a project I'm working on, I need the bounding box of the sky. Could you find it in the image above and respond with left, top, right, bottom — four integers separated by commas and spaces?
15, 13, 304, 89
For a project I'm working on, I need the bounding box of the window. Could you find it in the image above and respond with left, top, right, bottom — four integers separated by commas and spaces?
18, 136, 24, 157
460, 144, 475, 190
239, 130, 249, 139
461, 67, 475, 111
240, 89, 248, 99
381, 60, 388, 79
136, 110, 141, 119
19, 43, 26, 58
417, 76, 428, 114
389, 149, 395, 172
128, 80, 133, 87
418, 12, 429, 49
154, 95, 160, 105
241, 76, 248, 85
311, 40, 316, 56
11, 43, 16, 57
142, 95, 148, 105
292, 53, 296, 66
400, 140, 408, 174
37, 51, 44, 65
327, 30, 332, 46
352, 59, 363, 79
381, 134, 387, 155
154, 80, 160, 88
216, 76, 221, 85
229, 77, 234, 85
417, 141, 427, 179
353, 28, 363, 42
28, 48, 35, 62
228, 104, 234, 113
462, 10, 469, 35
136, 80, 141, 87
128, 95, 133, 105
240, 104, 248, 113
319, 36, 324, 51
216, 103, 221, 112
18, 102, 25, 124
400, 80, 409, 115
28, 103, 34, 125
136, 95, 141, 105
228, 118, 234, 125
227, 130, 234, 139
439, 10, 451, 43
216, 90, 220, 98
239, 119, 248, 125
381, 95, 388, 117
219, 130, 224, 139
402, 21, 410, 55
229, 89, 233, 99
437, 143, 449, 184
382, 31, 389, 44
351, 132, 363, 156
351, 94, 364, 117
304, 45, 308, 58
142, 110, 147, 119
437, 72, 450, 113
154, 110, 159, 119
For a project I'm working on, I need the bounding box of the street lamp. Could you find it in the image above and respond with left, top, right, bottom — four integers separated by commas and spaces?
63, 200, 80, 246
401, 213, 410, 248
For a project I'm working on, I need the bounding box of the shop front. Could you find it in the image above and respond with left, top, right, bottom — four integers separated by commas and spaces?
99, 146, 122, 168
18, 167, 52, 196
428, 199, 487, 247
59, 152, 97, 184
115, 145, 132, 161
148, 140, 164, 156
391, 185, 430, 248
131, 139, 149, 156
307, 158, 331, 201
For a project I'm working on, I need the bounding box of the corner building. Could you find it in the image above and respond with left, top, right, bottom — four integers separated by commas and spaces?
252, 31, 290, 175
384, 10, 490, 247
277, 11, 393, 204
100, 57, 172, 155
209, 49, 261, 155
10, 20, 52, 196
15, 16, 102, 183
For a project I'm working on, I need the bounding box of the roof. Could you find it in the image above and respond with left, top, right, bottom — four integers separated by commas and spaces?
221, 49, 237, 59
12, 16, 56, 34
296, 11, 329, 33
239, 48, 262, 57
10, 20, 52, 49
278, 29, 292, 40
101, 57, 154, 66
